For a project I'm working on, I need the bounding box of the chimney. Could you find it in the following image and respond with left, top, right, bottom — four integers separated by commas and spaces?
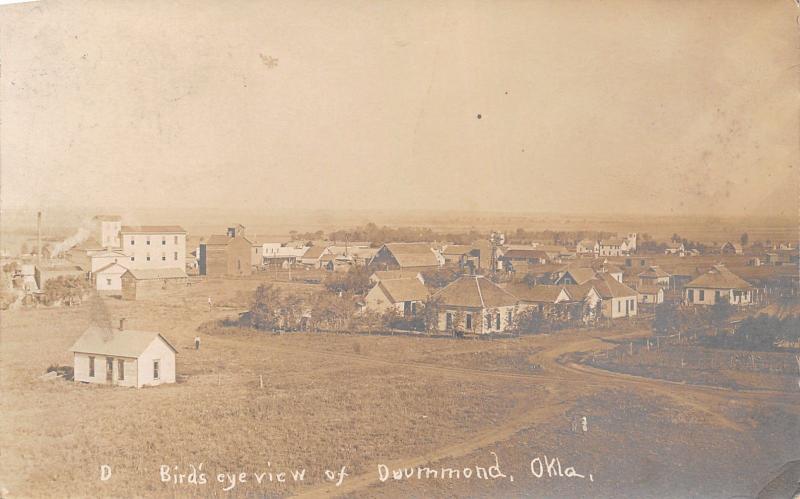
119, 318, 125, 331
37, 211, 42, 264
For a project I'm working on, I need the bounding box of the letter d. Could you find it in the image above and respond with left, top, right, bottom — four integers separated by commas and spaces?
100, 465, 112, 481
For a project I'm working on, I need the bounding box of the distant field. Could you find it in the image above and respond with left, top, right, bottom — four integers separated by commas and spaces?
1, 277, 799, 498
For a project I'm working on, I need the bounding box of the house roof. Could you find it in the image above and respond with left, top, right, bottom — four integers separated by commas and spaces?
434, 276, 518, 308
638, 266, 671, 279
561, 267, 597, 285
685, 265, 751, 290
505, 284, 569, 303
563, 282, 597, 301
502, 249, 549, 260
94, 262, 129, 275
382, 243, 440, 268
69, 326, 176, 358
302, 245, 329, 260
123, 268, 188, 280
120, 225, 186, 234
442, 245, 474, 256
378, 278, 429, 303
592, 273, 638, 299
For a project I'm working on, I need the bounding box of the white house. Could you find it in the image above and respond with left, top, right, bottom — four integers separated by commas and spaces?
119, 225, 187, 270
363, 278, 429, 316
597, 238, 625, 257
70, 324, 177, 388
684, 264, 753, 306
89, 249, 128, 273
94, 262, 128, 295
433, 275, 518, 334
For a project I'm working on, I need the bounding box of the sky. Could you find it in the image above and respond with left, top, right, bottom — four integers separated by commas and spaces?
1, 0, 797, 218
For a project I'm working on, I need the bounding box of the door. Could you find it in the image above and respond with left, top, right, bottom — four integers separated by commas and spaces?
106, 357, 113, 383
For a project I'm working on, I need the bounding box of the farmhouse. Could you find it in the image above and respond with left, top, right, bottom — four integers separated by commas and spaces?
299, 245, 331, 268
119, 225, 187, 270
591, 273, 639, 318
637, 284, 664, 305
369, 243, 440, 272
597, 238, 625, 257
684, 264, 753, 306
638, 266, 671, 288
94, 262, 127, 295
364, 277, 429, 316
433, 275, 518, 334
121, 268, 188, 300
70, 324, 176, 388
720, 242, 743, 255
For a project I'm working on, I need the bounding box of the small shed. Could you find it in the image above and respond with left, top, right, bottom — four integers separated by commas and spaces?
69, 324, 177, 388
94, 262, 128, 295
121, 268, 188, 300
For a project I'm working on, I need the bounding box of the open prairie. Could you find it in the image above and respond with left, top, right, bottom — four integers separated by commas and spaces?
1, 278, 798, 498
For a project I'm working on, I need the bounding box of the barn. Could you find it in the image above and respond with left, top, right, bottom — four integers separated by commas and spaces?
121, 268, 188, 300
69, 324, 177, 388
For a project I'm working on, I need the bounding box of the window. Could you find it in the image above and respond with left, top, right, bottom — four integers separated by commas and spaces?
495, 313, 501, 329
130, 256, 135, 262
446, 312, 453, 329
118, 359, 125, 380
617, 301, 621, 313
146, 254, 151, 261
161, 254, 166, 261
465, 313, 472, 330
130, 238, 135, 246
106, 278, 112, 286
699, 290, 705, 301
89, 356, 95, 377
153, 360, 160, 380
507, 310, 512, 324
146, 237, 151, 245
688, 289, 694, 301
162, 236, 166, 245
174, 252, 178, 260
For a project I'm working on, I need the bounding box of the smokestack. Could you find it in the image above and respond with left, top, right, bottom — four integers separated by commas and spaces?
119, 318, 125, 331
37, 211, 42, 264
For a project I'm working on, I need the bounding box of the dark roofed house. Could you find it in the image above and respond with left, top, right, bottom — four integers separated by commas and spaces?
555, 267, 597, 286
684, 264, 753, 306
199, 233, 253, 276
70, 324, 176, 388
433, 276, 518, 334
369, 243, 441, 271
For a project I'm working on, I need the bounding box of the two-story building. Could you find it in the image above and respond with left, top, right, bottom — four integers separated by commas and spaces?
120, 226, 187, 270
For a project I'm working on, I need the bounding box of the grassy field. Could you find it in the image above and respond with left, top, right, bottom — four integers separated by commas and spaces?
2, 277, 799, 498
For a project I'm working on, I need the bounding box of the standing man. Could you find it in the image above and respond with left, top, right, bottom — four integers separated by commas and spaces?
194, 336, 201, 350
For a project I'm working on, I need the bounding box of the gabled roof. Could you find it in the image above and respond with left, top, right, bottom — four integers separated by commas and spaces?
685, 265, 751, 290
378, 278, 429, 303
381, 243, 440, 268
638, 266, 671, 279
70, 326, 176, 358
442, 245, 474, 256
434, 276, 518, 308
302, 245, 329, 260
560, 267, 597, 285
120, 225, 186, 234
505, 284, 570, 303
123, 268, 188, 280
592, 273, 638, 299
94, 262, 129, 275
563, 282, 598, 301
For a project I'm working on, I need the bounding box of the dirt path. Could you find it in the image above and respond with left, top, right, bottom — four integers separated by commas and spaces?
280, 329, 798, 498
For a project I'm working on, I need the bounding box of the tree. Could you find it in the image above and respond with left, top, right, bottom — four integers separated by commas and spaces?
248, 284, 282, 330
324, 266, 372, 295
740, 233, 749, 247
512, 307, 545, 334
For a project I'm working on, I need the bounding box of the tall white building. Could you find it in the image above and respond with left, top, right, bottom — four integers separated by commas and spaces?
120, 226, 187, 270
93, 215, 122, 248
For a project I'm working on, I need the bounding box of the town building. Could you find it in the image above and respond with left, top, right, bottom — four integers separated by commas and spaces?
34, 264, 86, 290
720, 242, 743, 255
638, 266, 671, 288
299, 245, 331, 268
121, 268, 188, 300
637, 284, 664, 305
94, 262, 128, 295
89, 249, 128, 273
70, 323, 176, 388
597, 238, 625, 257
369, 243, 441, 272
683, 264, 753, 306
198, 226, 253, 276
363, 277, 429, 316
120, 226, 187, 270
433, 275, 518, 334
